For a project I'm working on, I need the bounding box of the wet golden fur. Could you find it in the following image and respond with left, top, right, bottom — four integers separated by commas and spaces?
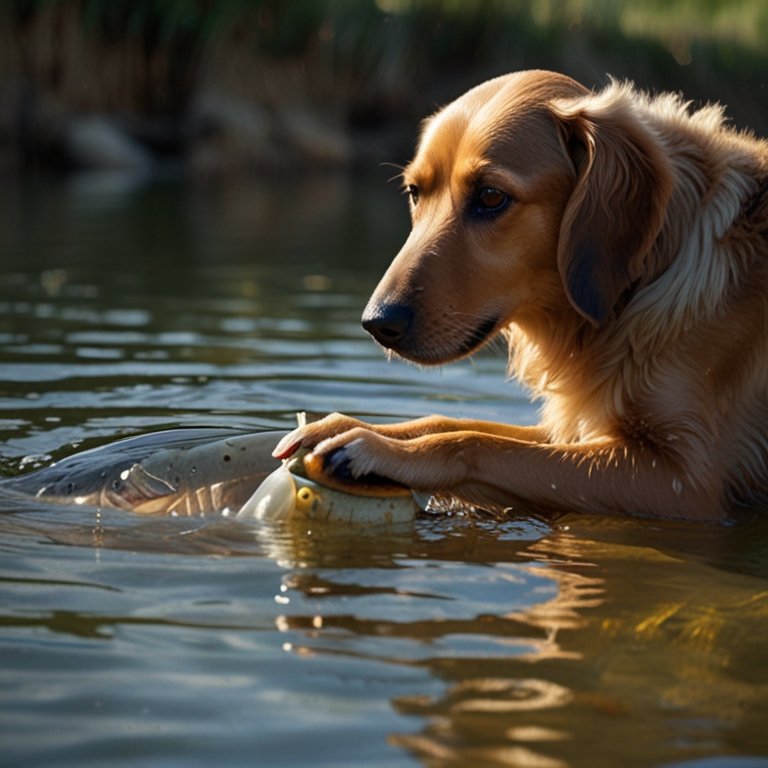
276, 70, 768, 520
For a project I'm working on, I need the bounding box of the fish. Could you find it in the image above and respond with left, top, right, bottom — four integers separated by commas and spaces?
1, 429, 284, 516
1, 427, 420, 523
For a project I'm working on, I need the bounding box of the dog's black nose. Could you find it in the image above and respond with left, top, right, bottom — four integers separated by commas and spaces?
362, 303, 413, 347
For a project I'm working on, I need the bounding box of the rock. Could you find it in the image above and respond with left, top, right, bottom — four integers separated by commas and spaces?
188, 93, 277, 174
63, 115, 152, 171
188, 91, 353, 173
276, 104, 352, 167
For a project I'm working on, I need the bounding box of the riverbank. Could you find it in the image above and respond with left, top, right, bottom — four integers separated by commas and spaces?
1, 1, 766, 175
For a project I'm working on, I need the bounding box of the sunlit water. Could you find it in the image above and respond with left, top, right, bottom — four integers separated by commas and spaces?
1, 173, 767, 768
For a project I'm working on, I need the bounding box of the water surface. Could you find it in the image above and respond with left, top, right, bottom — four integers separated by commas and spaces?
1, 173, 767, 768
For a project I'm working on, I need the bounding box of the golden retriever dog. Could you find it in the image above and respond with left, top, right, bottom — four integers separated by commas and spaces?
275, 69, 768, 520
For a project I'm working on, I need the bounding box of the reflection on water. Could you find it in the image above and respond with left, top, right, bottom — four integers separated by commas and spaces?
256, 513, 768, 768
1, 175, 768, 767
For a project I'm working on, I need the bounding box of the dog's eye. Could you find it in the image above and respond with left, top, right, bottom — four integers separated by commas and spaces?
407, 184, 420, 206
474, 187, 509, 214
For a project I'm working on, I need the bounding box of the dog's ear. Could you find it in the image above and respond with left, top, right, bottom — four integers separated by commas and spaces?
551, 86, 674, 327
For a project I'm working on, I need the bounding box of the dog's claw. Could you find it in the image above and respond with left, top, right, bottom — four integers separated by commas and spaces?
272, 440, 299, 460
323, 446, 401, 488
325, 447, 356, 483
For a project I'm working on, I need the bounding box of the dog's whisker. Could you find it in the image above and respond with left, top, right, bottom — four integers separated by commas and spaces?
380, 161, 406, 172
380, 162, 406, 185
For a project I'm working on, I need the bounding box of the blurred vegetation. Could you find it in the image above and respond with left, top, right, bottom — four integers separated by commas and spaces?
0, 0, 766, 172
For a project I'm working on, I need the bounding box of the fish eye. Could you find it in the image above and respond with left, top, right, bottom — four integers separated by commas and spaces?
295, 486, 317, 512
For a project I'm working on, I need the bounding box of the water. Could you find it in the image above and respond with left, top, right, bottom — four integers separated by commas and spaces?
1, 172, 768, 768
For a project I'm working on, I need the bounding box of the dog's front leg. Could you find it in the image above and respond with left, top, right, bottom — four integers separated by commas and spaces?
306, 429, 724, 521
273, 412, 547, 460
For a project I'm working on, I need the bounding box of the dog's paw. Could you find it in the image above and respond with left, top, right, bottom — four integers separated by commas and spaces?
314, 429, 401, 484
323, 443, 401, 488
272, 413, 368, 459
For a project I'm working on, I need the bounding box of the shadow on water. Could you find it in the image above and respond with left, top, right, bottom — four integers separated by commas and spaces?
1, 174, 767, 767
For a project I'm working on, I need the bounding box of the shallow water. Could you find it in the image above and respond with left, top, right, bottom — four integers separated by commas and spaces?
1, 173, 768, 768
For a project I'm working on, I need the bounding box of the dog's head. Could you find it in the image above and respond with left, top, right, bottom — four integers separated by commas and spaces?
363, 70, 674, 364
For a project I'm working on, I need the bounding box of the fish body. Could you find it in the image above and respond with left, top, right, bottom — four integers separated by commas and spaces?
2, 429, 282, 516
2, 428, 420, 523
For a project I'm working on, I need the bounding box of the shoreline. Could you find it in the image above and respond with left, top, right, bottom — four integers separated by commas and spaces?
2, 2, 766, 175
